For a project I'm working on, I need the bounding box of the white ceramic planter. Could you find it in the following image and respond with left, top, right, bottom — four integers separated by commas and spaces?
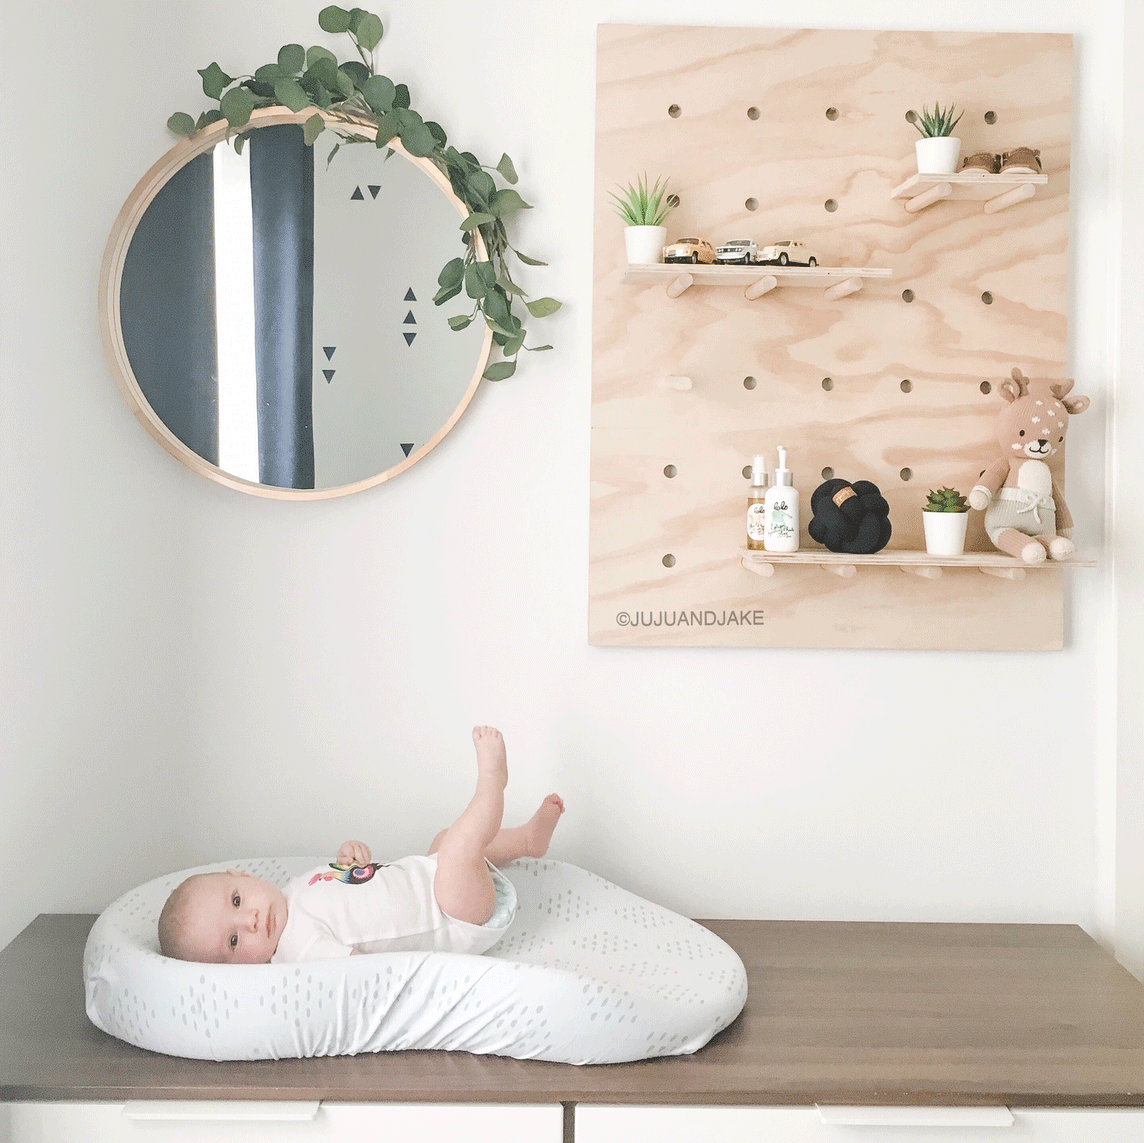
624, 225, 667, 265
915, 136, 962, 175
922, 510, 969, 556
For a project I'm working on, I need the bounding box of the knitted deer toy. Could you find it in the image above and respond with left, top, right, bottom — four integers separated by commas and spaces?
968, 367, 1089, 563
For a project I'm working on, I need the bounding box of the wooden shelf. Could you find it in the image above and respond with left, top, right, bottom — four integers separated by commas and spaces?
891, 170, 1048, 215
624, 264, 893, 300
740, 547, 1095, 582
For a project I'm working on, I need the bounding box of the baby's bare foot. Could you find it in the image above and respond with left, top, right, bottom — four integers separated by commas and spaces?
523, 794, 565, 857
472, 725, 508, 790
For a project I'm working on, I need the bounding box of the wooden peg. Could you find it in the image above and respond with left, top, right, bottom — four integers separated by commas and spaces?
900, 564, 943, 579
979, 564, 1026, 581
984, 183, 1037, 214
823, 563, 857, 578
666, 273, 694, 298
664, 375, 693, 391
823, 277, 862, 301
741, 558, 775, 578
904, 181, 953, 213
744, 274, 779, 300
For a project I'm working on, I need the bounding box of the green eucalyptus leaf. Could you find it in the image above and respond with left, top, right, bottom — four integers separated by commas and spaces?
483, 289, 510, 326
483, 360, 517, 382
514, 250, 547, 267
524, 344, 553, 352
400, 122, 436, 157
437, 257, 465, 289
220, 86, 256, 129
495, 152, 518, 185
340, 60, 369, 88
492, 331, 508, 347
465, 261, 497, 299
318, 5, 352, 33
326, 141, 341, 168
373, 109, 399, 146
525, 296, 561, 318
434, 281, 463, 305
274, 77, 312, 112
360, 74, 395, 113
244, 79, 276, 99
356, 12, 383, 50
278, 43, 306, 74
167, 112, 196, 137
255, 62, 284, 80
460, 212, 495, 231
196, 108, 225, 130
467, 170, 496, 201
426, 120, 447, 147
233, 132, 247, 155
306, 45, 337, 68
448, 314, 474, 330
497, 272, 525, 297
332, 67, 354, 97
199, 62, 234, 100
302, 113, 325, 146
488, 187, 532, 217
393, 82, 410, 109
502, 329, 526, 357
307, 56, 340, 89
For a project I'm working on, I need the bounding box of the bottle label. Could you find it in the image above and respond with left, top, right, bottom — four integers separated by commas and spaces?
767, 501, 795, 539
746, 502, 766, 540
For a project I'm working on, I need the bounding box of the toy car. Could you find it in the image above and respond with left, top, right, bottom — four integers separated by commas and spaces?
756, 240, 818, 267
663, 238, 716, 264
715, 239, 757, 265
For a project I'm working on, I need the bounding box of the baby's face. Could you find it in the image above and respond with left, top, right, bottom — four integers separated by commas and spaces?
181, 870, 288, 963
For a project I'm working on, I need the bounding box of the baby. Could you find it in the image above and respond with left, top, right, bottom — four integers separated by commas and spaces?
158, 726, 564, 963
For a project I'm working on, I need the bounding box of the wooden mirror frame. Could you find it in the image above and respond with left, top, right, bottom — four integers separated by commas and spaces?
99, 107, 494, 500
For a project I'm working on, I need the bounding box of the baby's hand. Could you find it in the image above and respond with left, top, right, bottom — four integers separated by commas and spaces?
336, 840, 371, 867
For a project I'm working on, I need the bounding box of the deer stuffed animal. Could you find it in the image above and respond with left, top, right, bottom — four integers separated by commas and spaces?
968, 367, 1089, 563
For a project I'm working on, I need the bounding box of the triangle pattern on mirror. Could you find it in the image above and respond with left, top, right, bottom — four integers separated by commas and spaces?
403, 332, 416, 346
404, 288, 416, 301
368, 185, 381, 199
323, 369, 335, 383
351, 186, 364, 200
323, 347, 336, 360
403, 311, 416, 324
400, 443, 414, 457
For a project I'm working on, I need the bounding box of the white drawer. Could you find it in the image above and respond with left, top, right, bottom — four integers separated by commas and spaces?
574, 1104, 1144, 1143
0, 1101, 563, 1143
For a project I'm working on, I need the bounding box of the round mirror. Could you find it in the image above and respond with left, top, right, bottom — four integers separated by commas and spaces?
100, 108, 493, 498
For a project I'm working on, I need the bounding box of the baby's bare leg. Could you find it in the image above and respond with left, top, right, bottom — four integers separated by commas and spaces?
431, 726, 508, 925
429, 794, 565, 865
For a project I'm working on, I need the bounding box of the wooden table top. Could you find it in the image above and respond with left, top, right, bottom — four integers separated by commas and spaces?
3, 914, 1144, 1106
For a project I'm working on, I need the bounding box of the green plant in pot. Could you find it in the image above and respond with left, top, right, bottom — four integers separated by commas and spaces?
922, 486, 970, 556
911, 103, 964, 176
609, 174, 677, 265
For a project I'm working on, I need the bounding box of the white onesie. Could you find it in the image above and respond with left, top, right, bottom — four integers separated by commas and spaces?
270, 855, 517, 963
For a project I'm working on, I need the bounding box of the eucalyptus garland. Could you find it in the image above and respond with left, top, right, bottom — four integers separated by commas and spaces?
168, 5, 558, 381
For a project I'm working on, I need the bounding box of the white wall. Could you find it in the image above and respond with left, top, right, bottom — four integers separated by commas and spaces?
1, 0, 1137, 970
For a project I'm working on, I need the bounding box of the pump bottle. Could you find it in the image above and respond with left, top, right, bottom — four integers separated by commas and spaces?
763, 445, 799, 552
745, 455, 768, 550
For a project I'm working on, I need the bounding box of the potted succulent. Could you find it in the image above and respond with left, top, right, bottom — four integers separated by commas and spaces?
911, 104, 964, 175
922, 486, 970, 556
609, 174, 676, 265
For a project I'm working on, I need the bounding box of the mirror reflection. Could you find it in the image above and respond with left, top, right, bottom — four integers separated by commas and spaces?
117, 121, 487, 492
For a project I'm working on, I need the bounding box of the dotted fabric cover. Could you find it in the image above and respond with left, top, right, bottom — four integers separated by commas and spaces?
83, 858, 748, 1064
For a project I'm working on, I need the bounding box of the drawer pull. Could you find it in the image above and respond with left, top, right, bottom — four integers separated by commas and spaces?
816, 1105, 1014, 1127
122, 1100, 321, 1122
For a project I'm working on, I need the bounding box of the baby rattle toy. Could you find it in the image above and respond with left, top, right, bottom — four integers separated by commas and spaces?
968, 367, 1089, 563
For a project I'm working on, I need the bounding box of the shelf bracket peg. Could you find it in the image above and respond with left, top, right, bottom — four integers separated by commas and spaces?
979, 564, 1026, 581
823, 563, 857, 578
984, 183, 1037, 214
904, 181, 953, 213
900, 564, 943, 579
741, 557, 775, 578
663, 375, 693, 391
823, 277, 863, 302
744, 274, 779, 300
666, 272, 694, 299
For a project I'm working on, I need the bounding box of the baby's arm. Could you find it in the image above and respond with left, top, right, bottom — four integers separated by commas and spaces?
336, 840, 371, 866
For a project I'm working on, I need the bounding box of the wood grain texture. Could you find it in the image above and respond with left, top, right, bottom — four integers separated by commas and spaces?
590, 26, 1074, 648
3, 914, 1144, 1105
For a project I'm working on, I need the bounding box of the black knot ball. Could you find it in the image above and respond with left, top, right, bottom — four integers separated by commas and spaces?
807, 478, 892, 554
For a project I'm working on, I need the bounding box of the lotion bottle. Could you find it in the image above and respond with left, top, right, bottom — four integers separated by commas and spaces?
763, 445, 799, 552
745, 454, 768, 550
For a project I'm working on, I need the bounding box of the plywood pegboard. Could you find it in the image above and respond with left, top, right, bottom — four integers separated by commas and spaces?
589, 26, 1075, 650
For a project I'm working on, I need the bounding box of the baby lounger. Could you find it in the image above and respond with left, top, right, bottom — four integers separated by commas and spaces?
84, 857, 748, 1065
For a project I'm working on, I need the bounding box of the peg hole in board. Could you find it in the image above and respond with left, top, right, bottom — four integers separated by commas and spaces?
664, 464, 677, 478
821, 377, 834, 391
821, 466, 834, 480
668, 104, 681, 118
900, 379, 913, 393
981, 291, 994, 305
747, 106, 760, 120
980, 381, 993, 395
900, 468, 913, 482
902, 289, 915, 303
743, 376, 757, 390
984, 110, 997, 124
662, 554, 676, 567
742, 465, 753, 479
745, 197, 758, 211
825, 106, 839, 120
666, 194, 680, 209
824, 198, 838, 212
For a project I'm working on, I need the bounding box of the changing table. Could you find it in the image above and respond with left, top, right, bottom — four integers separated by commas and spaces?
3, 915, 1144, 1141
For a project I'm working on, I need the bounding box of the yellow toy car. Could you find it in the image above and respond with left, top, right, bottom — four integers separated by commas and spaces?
663, 238, 716, 264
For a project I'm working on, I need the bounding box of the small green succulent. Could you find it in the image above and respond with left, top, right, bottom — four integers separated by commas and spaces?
911, 103, 963, 138
925, 487, 969, 512
608, 174, 676, 227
